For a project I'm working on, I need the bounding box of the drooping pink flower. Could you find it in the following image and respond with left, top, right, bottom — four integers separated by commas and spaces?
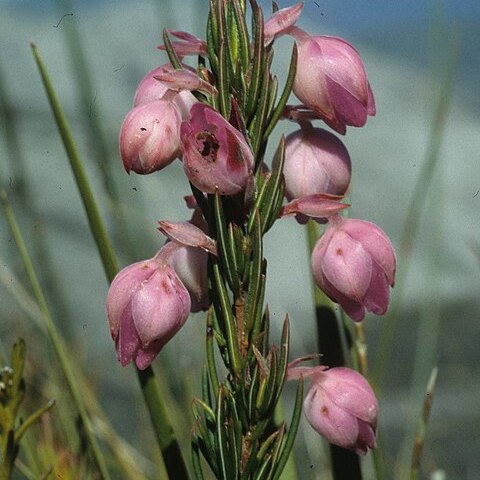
311, 215, 396, 321
288, 364, 378, 455
284, 126, 351, 200
106, 254, 191, 369
290, 28, 376, 134
119, 99, 182, 174
181, 103, 254, 195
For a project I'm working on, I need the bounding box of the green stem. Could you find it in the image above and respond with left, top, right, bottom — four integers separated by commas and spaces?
30, 43, 119, 283
137, 368, 190, 480
1, 190, 112, 480
30, 44, 189, 479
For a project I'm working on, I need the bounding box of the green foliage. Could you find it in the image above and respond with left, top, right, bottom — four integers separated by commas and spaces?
0, 340, 54, 480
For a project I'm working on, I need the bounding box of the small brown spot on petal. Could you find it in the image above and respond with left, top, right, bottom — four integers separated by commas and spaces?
321, 405, 329, 415
336, 248, 343, 256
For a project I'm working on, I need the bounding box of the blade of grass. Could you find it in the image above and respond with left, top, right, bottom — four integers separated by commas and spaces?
1, 189, 112, 480
410, 367, 438, 480
54, 0, 139, 261
30, 44, 189, 479
30, 43, 118, 282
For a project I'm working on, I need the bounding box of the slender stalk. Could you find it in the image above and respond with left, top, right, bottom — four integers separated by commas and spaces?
1, 190, 112, 480
30, 43, 119, 282
410, 367, 438, 480
137, 368, 190, 480
306, 220, 362, 480
30, 44, 189, 479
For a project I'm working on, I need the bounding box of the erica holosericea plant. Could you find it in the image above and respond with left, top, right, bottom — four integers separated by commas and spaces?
107, 1, 396, 478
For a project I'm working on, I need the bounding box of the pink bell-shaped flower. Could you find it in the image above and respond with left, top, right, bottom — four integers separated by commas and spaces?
181, 103, 254, 195
290, 28, 376, 134
284, 125, 351, 200
299, 366, 377, 455
119, 99, 183, 174
106, 254, 191, 369
311, 215, 396, 321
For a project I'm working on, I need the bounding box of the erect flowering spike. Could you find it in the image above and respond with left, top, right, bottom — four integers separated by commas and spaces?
119, 100, 182, 174
181, 103, 254, 195
311, 215, 396, 321
106, 255, 191, 369
263, 2, 304, 45
284, 125, 351, 200
290, 28, 376, 134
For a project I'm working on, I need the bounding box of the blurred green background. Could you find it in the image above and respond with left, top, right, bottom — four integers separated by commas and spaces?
1, 0, 479, 478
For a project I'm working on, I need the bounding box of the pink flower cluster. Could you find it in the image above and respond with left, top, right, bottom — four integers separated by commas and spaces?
271, 3, 396, 322
107, 1, 396, 455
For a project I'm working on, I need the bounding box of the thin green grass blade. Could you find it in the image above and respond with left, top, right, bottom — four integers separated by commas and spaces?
30, 43, 118, 282
410, 367, 438, 480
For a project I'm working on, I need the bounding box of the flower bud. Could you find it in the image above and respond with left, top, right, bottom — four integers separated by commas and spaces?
311, 215, 396, 321
181, 104, 254, 195
119, 99, 182, 174
281, 193, 349, 219
291, 29, 375, 134
263, 2, 304, 45
106, 256, 191, 369
158, 220, 217, 256
284, 126, 351, 200
158, 30, 208, 57
302, 367, 378, 455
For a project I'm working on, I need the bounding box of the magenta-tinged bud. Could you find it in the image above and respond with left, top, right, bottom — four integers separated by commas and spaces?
284, 126, 351, 200
311, 215, 396, 321
154, 68, 216, 96
290, 28, 376, 134
158, 220, 217, 256
281, 193, 349, 219
181, 103, 254, 195
302, 366, 378, 455
158, 30, 208, 57
133, 64, 198, 111
263, 2, 304, 45
106, 256, 191, 369
119, 100, 183, 174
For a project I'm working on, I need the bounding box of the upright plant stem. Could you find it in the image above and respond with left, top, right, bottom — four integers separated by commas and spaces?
306, 220, 362, 480
0, 190, 112, 480
30, 43, 189, 479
